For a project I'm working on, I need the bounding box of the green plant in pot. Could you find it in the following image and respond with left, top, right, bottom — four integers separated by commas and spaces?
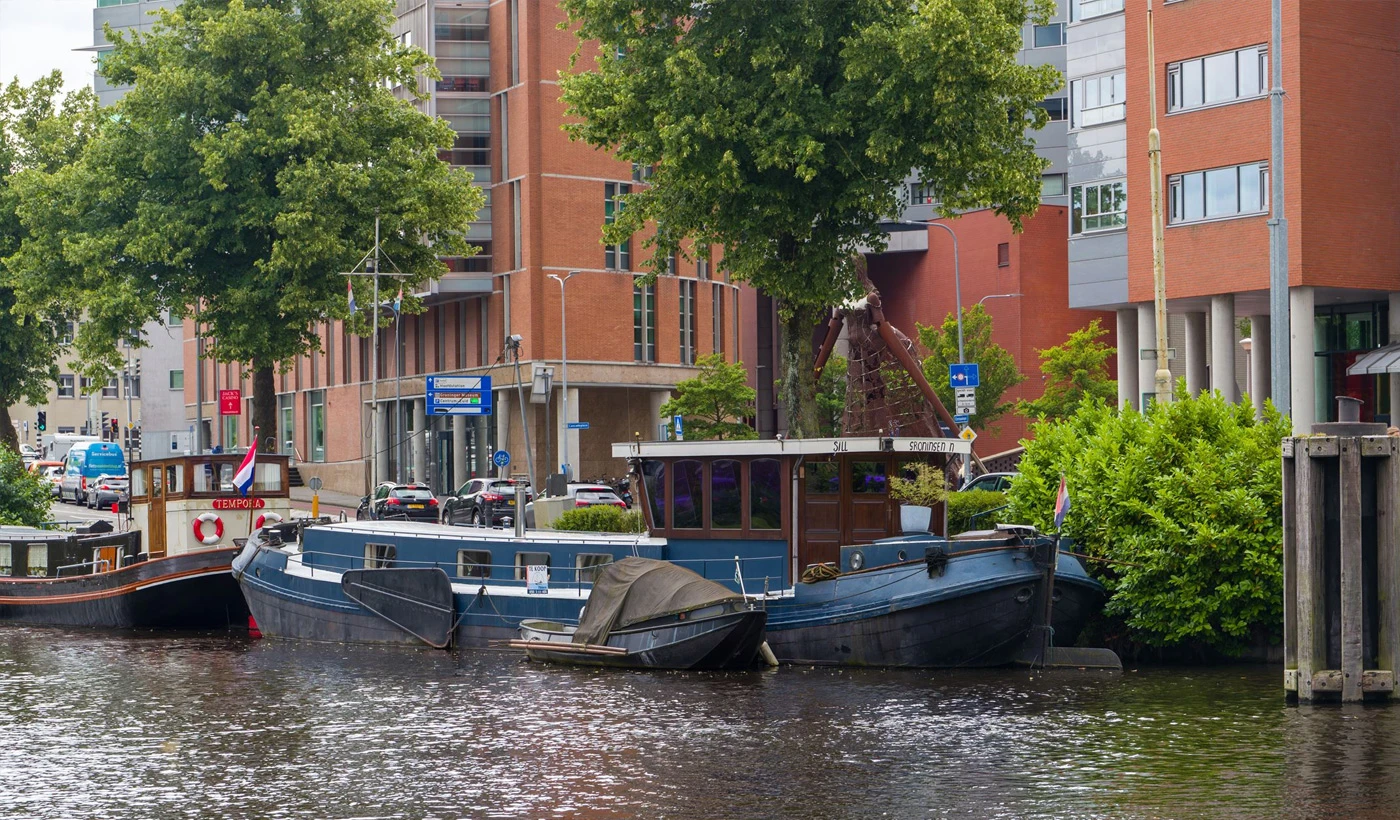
888, 464, 949, 534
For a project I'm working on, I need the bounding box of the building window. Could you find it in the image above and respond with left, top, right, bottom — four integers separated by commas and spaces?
1035, 97, 1068, 122
79, 376, 93, 395
1169, 162, 1268, 224
697, 257, 709, 280
1070, 0, 1124, 22
58, 375, 74, 399
909, 181, 935, 205
1070, 180, 1127, 235
1032, 23, 1065, 48
307, 389, 326, 462
434, 7, 489, 93
631, 162, 653, 182
169, 370, 183, 390
1070, 72, 1125, 128
997, 243, 1010, 267
712, 284, 725, 355
102, 378, 119, 399
604, 182, 631, 270
680, 279, 696, 366
325, 322, 335, 388
1168, 46, 1267, 113
61, 322, 74, 345
634, 280, 655, 363
1041, 173, 1068, 198
128, 375, 141, 399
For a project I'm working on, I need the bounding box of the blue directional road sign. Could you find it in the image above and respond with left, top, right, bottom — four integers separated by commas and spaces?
426, 375, 493, 416
567, 422, 590, 430
492, 450, 511, 468
949, 363, 981, 389
953, 414, 970, 426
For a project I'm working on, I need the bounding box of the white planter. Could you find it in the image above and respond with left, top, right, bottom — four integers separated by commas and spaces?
900, 504, 933, 534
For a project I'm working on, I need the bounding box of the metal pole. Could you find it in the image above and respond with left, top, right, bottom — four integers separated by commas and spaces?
125, 341, 134, 456
395, 289, 403, 484
1268, 0, 1291, 416
195, 304, 204, 454
548, 271, 579, 478
927, 222, 964, 363
1147, 0, 1173, 404
370, 216, 380, 490
213, 339, 222, 449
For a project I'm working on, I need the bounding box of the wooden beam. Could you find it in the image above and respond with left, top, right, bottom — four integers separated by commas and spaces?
1340, 438, 1364, 702
1379, 436, 1400, 700
1282, 442, 1298, 674
1295, 443, 1321, 702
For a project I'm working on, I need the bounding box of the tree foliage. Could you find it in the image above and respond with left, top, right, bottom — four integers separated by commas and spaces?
816, 353, 848, 437
10, 0, 483, 440
1018, 318, 1117, 422
917, 304, 1024, 431
559, 0, 1059, 435
0, 73, 100, 453
0, 447, 51, 527
658, 354, 758, 440
1005, 387, 1290, 656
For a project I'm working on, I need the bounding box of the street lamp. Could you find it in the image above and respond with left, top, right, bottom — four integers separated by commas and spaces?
977, 292, 1023, 307
547, 270, 581, 479
887, 220, 963, 363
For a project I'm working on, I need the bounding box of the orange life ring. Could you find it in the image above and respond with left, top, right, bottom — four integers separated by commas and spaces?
193, 513, 224, 546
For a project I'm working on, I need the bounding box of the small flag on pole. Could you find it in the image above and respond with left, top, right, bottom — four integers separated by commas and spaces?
393, 286, 402, 313
347, 280, 356, 317
1053, 474, 1071, 531
233, 440, 257, 498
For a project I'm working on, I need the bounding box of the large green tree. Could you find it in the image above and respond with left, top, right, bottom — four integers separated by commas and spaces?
0, 446, 50, 527
0, 73, 100, 454
918, 304, 1024, 432
11, 0, 483, 444
1018, 318, 1117, 422
559, 0, 1059, 436
658, 354, 758, 441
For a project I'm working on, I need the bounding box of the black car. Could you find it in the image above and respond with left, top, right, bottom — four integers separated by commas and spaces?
356, 482, 440, 522
441, 478, 533, 527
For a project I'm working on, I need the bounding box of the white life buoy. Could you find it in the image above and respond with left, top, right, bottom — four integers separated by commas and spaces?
255, 512, 283, 530
193, 513, 224, 546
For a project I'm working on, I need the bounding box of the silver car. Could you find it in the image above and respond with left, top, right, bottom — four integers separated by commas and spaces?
87, 474, 130, 510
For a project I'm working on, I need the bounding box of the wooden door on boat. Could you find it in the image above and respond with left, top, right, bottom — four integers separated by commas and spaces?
146, 462, 166, 557
797, 458, 843, 570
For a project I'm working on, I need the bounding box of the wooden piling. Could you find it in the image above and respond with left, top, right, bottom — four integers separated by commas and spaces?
1339, 439, 1363, 702
1378, 435, 1400, 700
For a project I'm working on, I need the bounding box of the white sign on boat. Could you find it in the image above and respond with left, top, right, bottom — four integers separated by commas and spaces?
611, 436, 972, 459
526, 565, 549, 595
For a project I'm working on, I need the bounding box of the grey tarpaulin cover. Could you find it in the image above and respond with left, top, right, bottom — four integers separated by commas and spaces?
573, 557, 745, 645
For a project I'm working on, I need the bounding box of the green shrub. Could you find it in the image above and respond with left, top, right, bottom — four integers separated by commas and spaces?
1005, 385, 1289, 656
551, 504, 647, 534
946, 490, 1006, 534
0, 446, 50, 527
889, 463, 949, 508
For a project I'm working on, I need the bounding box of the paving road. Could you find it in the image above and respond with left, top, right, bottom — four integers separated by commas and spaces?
45, 498, 124, 527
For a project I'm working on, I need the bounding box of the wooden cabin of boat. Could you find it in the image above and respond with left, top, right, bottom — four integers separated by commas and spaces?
129, 453, 293, 557
612, 436, 972, 586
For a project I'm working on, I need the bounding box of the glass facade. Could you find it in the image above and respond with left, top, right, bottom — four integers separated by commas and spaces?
1314, 303, 1391, 423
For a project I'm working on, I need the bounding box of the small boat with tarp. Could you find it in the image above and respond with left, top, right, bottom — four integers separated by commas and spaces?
506, 557, 767, 669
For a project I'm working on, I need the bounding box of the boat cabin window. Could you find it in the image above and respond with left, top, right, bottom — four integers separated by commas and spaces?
673, 460, 705, 529
254, 463, 283, 493
514, 552, 550, 581
642, 461, 665, 531
576, 553, 613, 583
851, 462, 888, 494
365, 543, 397, 569
165, 464, 186, 497
130, 468, 147, 499
25, 545, 47, 577
195, 462, 234, 493
457, 549, 491, 579
0, 544, 10, 576
806, 461, 839, 494
750, 459, 782, 530
711, 460, 742, 529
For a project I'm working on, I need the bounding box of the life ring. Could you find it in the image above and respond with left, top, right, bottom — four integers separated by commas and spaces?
254, 512, 283, 530
193, 513, 224, 546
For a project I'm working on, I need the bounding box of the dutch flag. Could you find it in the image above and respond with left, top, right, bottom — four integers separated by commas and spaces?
347, 279, 357, 317
233, 441, 257, 497
1053, 474, 1071, 531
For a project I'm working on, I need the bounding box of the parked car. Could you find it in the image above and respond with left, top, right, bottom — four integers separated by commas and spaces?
28, 461, 64, 498
86, 473, 130, 511
441, 478, 533, 527
355, 482, 440, 522
959, 472, 1018, 493
18, 443, 37, 465
58, 441, 127, 505
523, 483, 628, 529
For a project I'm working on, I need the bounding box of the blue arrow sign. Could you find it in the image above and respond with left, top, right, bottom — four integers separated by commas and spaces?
949, 363, 980, 389
492, 450, 511, 468
567, 421, 590, 430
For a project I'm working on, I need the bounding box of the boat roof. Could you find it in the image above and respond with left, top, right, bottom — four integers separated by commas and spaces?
611, 436, 970, 459
308, 519, 668, 548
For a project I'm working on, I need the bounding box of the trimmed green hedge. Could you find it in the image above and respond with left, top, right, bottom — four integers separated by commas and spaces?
946, 490, 1006, 534
551, 505, 647, 533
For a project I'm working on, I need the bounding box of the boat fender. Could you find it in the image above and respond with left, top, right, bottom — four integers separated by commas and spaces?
193, 513, 224, 546
254, 512, 283, 530
924, 545, 948, 578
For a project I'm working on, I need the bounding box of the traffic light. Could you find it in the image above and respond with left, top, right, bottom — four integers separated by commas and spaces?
111, 418, 119, 435
36, 411, 46, 432
100, 412, 110, 440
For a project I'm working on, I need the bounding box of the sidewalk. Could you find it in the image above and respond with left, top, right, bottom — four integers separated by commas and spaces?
290, 486, 363, 519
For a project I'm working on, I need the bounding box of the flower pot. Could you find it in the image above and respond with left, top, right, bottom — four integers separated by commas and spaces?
900, 504, 933, 534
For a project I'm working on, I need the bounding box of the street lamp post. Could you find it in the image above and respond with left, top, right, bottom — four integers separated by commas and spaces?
547, 270, 581, 479
889, 220, 963, 363
977, 292, 1023, 307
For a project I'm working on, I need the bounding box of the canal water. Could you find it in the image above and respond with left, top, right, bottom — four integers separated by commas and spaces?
1, 629, 1396, 819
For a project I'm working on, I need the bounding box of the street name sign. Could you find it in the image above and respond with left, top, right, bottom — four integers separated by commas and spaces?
426, 375, 493, 416
567, 422, 590, 430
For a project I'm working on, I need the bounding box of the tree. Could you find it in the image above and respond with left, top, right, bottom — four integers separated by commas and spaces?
1018, 318, 1117, 421
11, 0, 484, 444
0, 446, 51, 527
0, 73, 100, 454
816, 353, 848, 437
658, 354, 758, 441
917, 304, 1024, 431
559, 0, 1059, 436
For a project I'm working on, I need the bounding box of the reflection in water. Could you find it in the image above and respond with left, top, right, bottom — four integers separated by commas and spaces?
1, 629, 1398, 819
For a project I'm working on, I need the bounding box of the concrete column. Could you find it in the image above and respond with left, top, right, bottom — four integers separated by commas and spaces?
1291, 286, 1316, 433
412, 398, 427, 485
1250, 314, 1271, 419
1390, 294, 1400, 424
1210, 294, 1237, 402
1116, 309, 1139, 410
374, 401, 390, 486
452, 414, 468, 491
494, 389, 512, 477
1137, 304, 1156, 407
474, 415, 490, 477
648, 389, 671, 440
1184, 312, 1208, 396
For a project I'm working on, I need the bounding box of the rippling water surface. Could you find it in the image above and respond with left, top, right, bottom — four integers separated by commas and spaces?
1, 629, 1396, 819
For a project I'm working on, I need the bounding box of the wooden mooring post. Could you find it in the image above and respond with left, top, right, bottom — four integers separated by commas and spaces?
1283, 398, 1400, 703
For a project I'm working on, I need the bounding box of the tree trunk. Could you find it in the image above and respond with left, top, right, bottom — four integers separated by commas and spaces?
0, 404, 18, 455
251, 364, 277, 454
778, 302, 827, 438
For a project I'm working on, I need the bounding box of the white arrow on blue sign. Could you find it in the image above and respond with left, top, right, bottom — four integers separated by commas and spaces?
949, 363, 980, 389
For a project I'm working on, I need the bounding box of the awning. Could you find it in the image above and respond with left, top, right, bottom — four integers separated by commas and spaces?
1346, 343, 1400, 376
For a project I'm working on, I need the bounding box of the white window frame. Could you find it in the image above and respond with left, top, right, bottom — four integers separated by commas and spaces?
1168, 46, 1268, 113
1070, 72, 1126, 129
58, 374, 75, 399
1031, 23, 1066, 49
1070, 179, 1127, 236
1070, 0, 1124, 22
1168, 162, 1269, 225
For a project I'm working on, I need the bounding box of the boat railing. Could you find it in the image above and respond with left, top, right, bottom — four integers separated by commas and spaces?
56, 558, 111, 577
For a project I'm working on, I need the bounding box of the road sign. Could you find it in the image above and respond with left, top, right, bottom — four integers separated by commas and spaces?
307, 476, 323, 492
954, 386, 977, 416
219, 389, 242, 415
959, 427, 978, 442
953, 414, 970, 426
673, 415, 684, 441
949, 363, 980, 389
492, 449, 511, 468
426, 375, 494, 416
567, 421, 590, 430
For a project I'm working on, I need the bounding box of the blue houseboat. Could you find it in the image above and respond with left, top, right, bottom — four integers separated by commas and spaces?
233, 436, 1107, 667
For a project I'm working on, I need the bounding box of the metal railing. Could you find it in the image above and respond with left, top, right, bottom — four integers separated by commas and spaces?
56, 558, 110, 577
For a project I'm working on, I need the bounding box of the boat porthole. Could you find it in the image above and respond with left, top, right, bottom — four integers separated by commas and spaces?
896, 550, 907, 562
850, 551, 865, 571
1015, 587, 1033, 603
1052, 589, 1062, 602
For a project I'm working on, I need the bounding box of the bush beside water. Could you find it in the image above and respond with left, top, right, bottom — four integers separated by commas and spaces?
947, 490, 1006, 534
551, 505, 647, 534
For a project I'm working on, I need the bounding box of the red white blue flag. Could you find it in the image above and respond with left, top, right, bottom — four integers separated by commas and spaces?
234, 441, 257, 497
347, 279, 357, 317
1053, 474, 1071, 531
